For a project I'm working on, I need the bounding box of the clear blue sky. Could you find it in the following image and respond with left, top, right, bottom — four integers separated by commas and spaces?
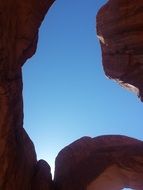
23, 0, 143, 178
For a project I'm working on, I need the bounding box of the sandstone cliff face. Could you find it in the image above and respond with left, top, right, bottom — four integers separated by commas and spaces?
0, 0, 54, 189
54, 135, 143, 190
96, 0, 143, 101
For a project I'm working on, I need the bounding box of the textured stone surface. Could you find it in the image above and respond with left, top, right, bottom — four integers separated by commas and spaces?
96, 0, 143, 101
0, 0, 54, 189
54, 135, 143, 190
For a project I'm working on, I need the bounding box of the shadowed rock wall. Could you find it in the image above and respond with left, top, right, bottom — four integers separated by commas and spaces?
96, 0, 143, 101
0, 0, 54, 189
54, 135, 143, 190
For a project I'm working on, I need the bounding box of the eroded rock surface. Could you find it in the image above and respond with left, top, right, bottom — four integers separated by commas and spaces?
54, 135, 143, 190
0, 0, 54, 189
96, 0, 143, 101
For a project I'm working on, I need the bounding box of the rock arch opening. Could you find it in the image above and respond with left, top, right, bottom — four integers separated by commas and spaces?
87, 165, 140, 190
54, 135, 143, 190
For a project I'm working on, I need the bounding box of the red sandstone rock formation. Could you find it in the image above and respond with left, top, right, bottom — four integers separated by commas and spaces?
96, 0, 143, 101
0, 0, 54, 189
54, 135, 143, 190
1, 0, 143, 189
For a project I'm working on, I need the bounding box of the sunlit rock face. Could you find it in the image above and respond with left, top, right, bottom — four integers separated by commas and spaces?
0, 0, 54, 189
54, 135, 143, 190
96, 0, 143, 101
